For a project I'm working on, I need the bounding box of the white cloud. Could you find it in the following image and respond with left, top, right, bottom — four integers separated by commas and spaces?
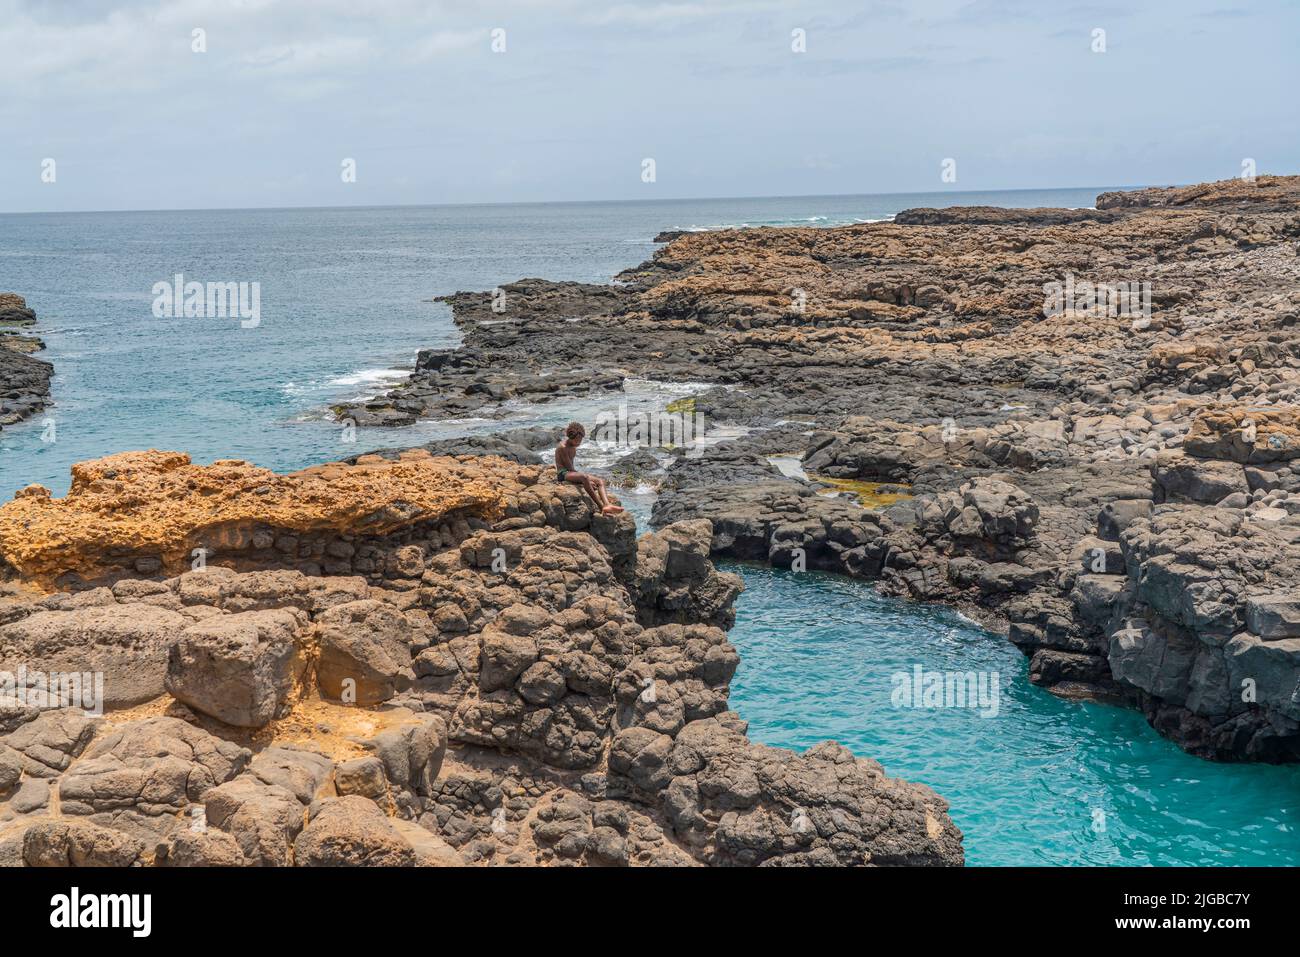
588, 1, 783, 27
408, 28, 483, 62
241, 36, 373, 75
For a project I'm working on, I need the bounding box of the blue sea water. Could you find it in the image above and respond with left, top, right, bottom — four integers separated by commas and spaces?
5, 187, 1297, 866
724, 565, 1300, 867
0, 187, 1103, 497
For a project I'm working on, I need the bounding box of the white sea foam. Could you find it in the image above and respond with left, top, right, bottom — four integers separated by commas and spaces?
767, 454, 809, 480
281, 366, 414, 406
622, 376, 711, 397
328, 367, 410, 388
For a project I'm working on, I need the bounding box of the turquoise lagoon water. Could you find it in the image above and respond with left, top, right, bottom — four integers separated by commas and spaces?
5, 189, 1297, 866
724, 564, 1300, 867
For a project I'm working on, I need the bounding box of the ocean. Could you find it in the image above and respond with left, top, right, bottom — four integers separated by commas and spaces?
0, 187, 1102, 497
725, 564, 1300, 866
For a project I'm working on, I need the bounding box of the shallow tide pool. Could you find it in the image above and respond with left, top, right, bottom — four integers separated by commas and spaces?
722, 562, 1300, 867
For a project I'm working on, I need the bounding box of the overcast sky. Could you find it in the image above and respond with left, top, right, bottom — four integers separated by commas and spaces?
2, 0, 1296, 212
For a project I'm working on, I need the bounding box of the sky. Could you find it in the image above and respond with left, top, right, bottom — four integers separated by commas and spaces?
1, 0, 1296, 212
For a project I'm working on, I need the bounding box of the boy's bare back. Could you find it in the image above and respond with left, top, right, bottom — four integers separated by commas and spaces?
555, 441, 576, 473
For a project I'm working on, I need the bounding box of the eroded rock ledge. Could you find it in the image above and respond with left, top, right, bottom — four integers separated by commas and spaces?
0, 449, 511, 588
0, 452, 962, 867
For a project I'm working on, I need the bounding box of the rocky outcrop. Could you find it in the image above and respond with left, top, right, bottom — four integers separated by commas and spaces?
651, 445, 892, 578
0, 452, 963, 867
334, 174, 1300, 762
294, 795, 428, 866
0, 449, 511, 587
0, 602, 186, 709
628, 519, 744, 628
1096, 175, 1300, 211
1096, 492, 1300, 760
893, 206, 1119, 227
0, 293, 52, 431
337, 281, 627, 426
608, 716, 961, 866
165, 609, 310, 727
1183, 405, 1300, 464
9, 169, 1296, 870
57, 717, 250, 838
345, 426, 560, 467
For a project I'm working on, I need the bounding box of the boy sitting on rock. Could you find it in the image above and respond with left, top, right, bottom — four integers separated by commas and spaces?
555, 421, 623, 515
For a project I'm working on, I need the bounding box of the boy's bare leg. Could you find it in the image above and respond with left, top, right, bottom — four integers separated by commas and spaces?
565, 471, 622, 514
591, 477, 623, 514
588, 478, 615, 512
565, 471, 604, 507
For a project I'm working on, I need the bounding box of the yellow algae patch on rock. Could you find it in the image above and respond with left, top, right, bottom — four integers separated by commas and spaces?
0, 449, 513, 585
814, 476, 913, 509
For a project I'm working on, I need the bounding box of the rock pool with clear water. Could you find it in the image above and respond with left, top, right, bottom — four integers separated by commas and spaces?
722, 562, 1300, 866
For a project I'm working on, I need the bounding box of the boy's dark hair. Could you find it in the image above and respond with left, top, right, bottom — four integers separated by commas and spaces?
565, 421, 586, 440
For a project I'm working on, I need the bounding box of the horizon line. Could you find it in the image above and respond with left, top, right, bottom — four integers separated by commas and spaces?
0, 182, 1152, 218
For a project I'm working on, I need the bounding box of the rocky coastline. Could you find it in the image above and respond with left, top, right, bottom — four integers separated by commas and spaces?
0, 293, 52, 432
0, 450, 962, 867
336, 175, 1300, 763
2, 173, 1298, 869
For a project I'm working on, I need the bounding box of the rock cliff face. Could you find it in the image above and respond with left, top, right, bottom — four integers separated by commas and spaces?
337, 175, 1300, 762
0, 452, 963, 867
0, 293, 52, 431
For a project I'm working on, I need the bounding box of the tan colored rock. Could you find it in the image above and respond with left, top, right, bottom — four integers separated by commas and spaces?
22, 819, 145, 866
155, 828, 249, 866
315, 599, 413, 705
0, 449, 514, 586
57, 716, 250, 831
1185, 405, 1300, 464
293, 795, 418, 866
390, 818, 463, 866
0, 603, 189, 709
164, 608, 309, 727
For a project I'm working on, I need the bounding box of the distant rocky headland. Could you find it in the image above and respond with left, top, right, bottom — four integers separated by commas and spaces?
338, 174, 1300, 763
0, 294, 52, 431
